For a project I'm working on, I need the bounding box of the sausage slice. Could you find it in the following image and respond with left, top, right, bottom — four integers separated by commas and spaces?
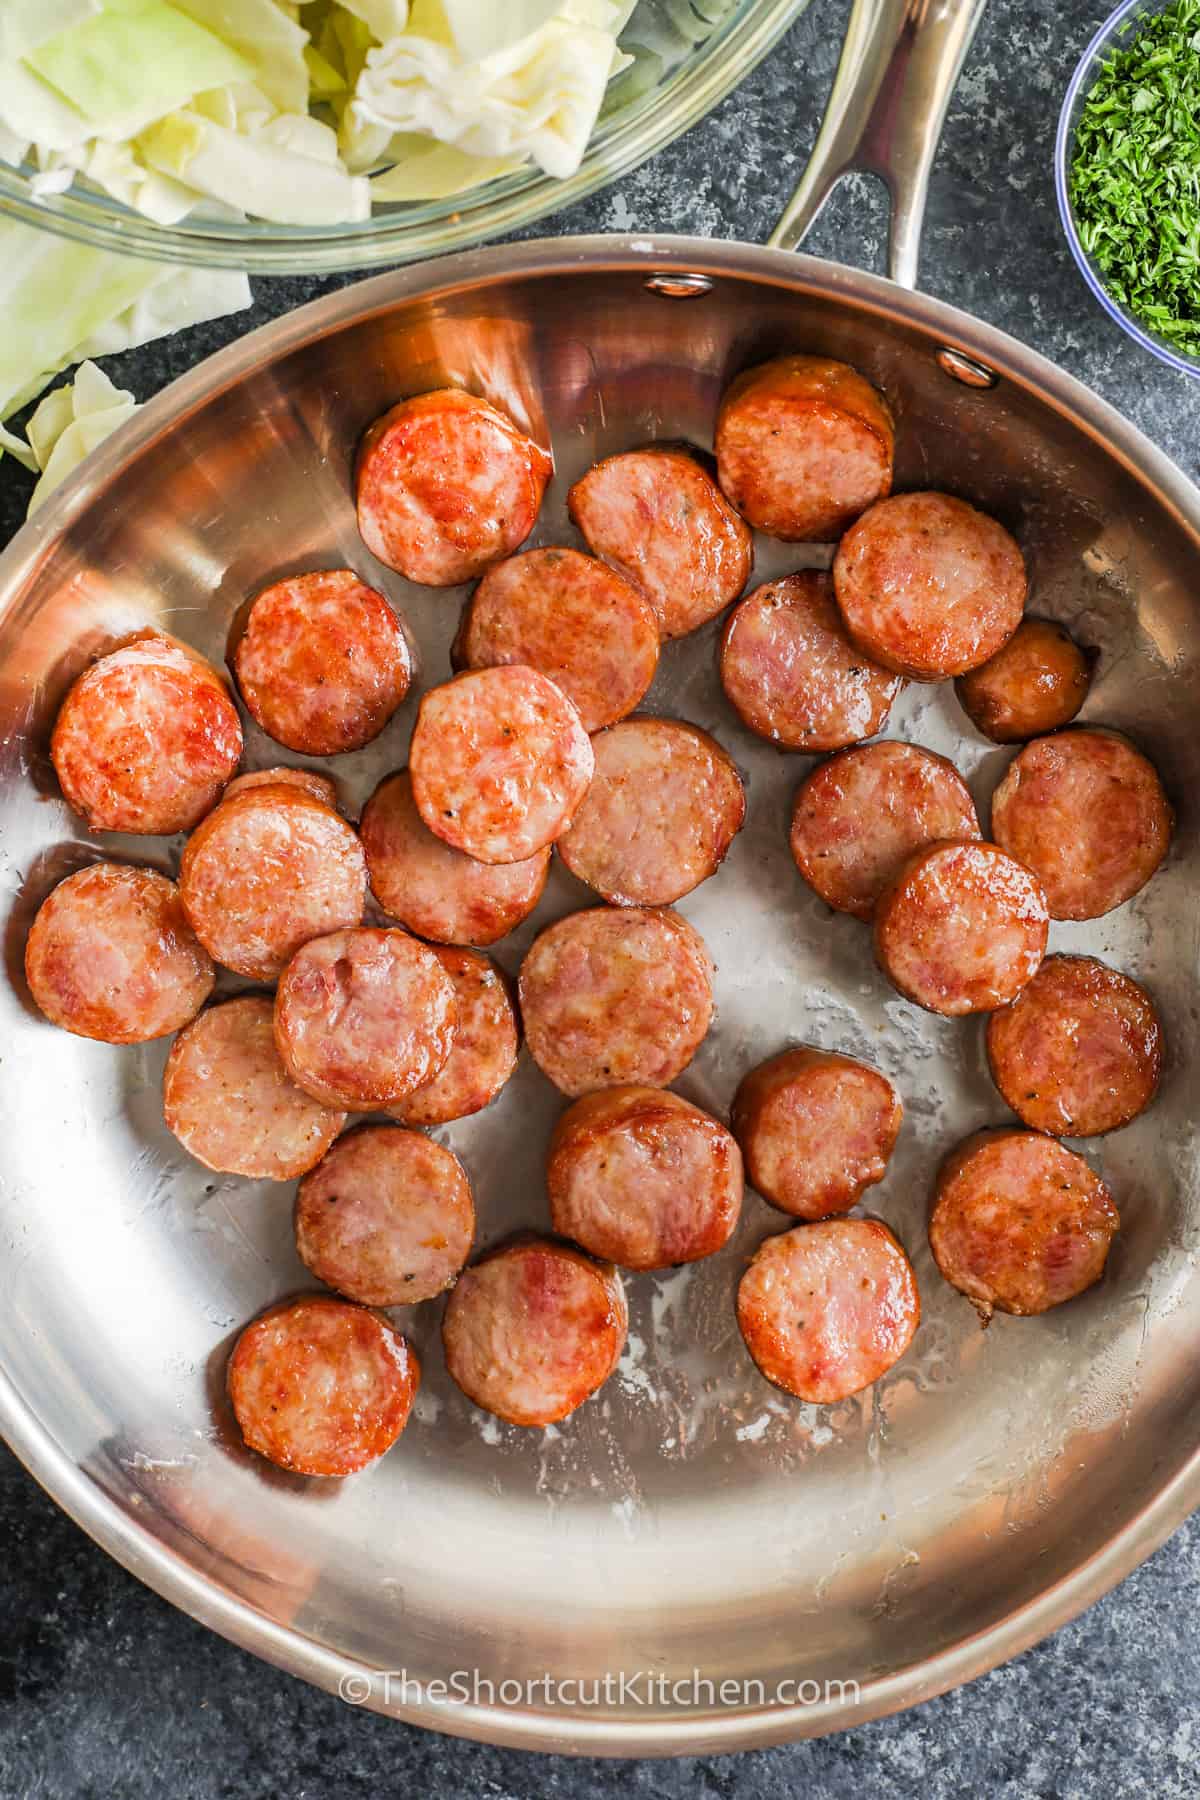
360, 769, 549, 945
51, 631, 242, 835
547, 1087, 743, 1270
164, 995, 345, 1179
874, 840, 1048, 1015
228, 1295, 419, 1476
274, 927, 457, 1111
990, 728, 1172, 920
442, 1238, 627, 1427
296, 1125, 474, 1305
223, 766, 339, 808
409, 666, 594, 864
986, 954, 1163, 1137
833, 492, 1027, 679
719, 571, 901, 751
231, 569, 413, 755
519, 906, 714, 1097
930, 1129, 1119, 1319
386, 947, 519, 1127
732, 1049, 902, 1220
26, 863, 214, 1043
567, 446, 753, 639
454, 547, 659, 733
956, 618, 1092, 743
789, 741, 981, 921
356, 388, 552, 586
714, 355, 895, 541
179, 784, 366, 981
737, 1219, 919, 1403
556, 717, 745, 906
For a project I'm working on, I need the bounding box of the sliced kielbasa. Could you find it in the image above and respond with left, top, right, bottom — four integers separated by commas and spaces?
386, 946, 518, 1127
228, 1295, 419, 1476
356, 388, 552, 586
231, 568, 413, 756
519, 906, 714, 1097
719, 571, 901, 751
547, 1087, 743, 1270
223, 766, 339, 808
441, 1237, 627, 1427
737, 1218, 920, 1403
50, 631, 242, 835
409, 665, 593, 864
874, 840, 1048, 1016
296, 1125, 475, 1305
930, 1129, 1119, 1319
986, 954, 1163, 1137
714, 355, 895, 541
833, 492, 1027, 680
454, 546, 659, 733
990, 727, 1172, 920
956, 618, 1092, 743
179, 783, 366, 981
274, 926, 457, 1111
164, 995, 346, 1179
26, 862, 214, 1044
360, 768, 549, 945
789, 741, 981, 921
556, 716, 745, 906
732, 1048, 902, 1220
567, 445, 753, 639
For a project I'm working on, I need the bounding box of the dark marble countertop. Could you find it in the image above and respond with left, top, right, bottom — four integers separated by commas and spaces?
1, 2, 1196, 1792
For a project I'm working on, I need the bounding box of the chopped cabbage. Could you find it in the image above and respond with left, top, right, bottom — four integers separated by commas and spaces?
0, 0, 649, 215
23, 362, 141, 515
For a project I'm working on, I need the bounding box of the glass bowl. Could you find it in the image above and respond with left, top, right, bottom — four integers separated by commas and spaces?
1055, 0, 1200, 378
0, 0, 808, 276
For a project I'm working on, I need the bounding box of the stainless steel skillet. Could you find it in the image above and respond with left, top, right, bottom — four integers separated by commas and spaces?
0, 0, 1197, 1757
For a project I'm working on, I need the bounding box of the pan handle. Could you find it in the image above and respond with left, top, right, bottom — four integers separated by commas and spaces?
768, 0, 988, 288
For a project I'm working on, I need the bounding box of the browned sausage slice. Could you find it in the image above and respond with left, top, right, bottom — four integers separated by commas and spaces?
990, 728, 1172, 920
547, 1087, 743, 1270
789, 741, 981, 921
556, 717, 745, 906
385, 946, 519, 1127
737, 1219, 919, 1403
956, 618, 1092, 742
454, 547, 660, 732
274, 926, 457, 1110
179, 784, 366, 981
50, 632, 242, 835
986, 955, 1163, 1137
26, 863, 214, 1044
231, 569, 413, 755
875, 840, 1048, 1015
519, 906, 714, 1097
442, 1238, 627, 1426
223, 766, 339, 808
356, 389, 552, 587
409, 666, 593, 864
732, 1049, 902, 1220
714, 355, 895, 541
296, 1125, 475, 1305
360, 769, 549, 945
228, 1295, 419, 1476
833, 492, 1027, 679
719, 571, 901, 751
567, 446, 753, 639
930, 1129, 1119, 1319
164, 995, 346, 1179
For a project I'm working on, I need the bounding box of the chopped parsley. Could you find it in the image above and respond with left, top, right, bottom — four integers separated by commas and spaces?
1070, 0, 1200, 354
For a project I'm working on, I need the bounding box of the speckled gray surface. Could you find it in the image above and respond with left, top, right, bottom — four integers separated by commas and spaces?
1, 1, 1197, 1793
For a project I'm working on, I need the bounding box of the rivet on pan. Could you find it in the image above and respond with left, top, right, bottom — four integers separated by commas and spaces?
936, 347, 999, 389
643, 272, 714, 299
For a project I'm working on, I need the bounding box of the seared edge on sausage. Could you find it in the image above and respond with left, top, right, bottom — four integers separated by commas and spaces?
732, 1048, 902, 1220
